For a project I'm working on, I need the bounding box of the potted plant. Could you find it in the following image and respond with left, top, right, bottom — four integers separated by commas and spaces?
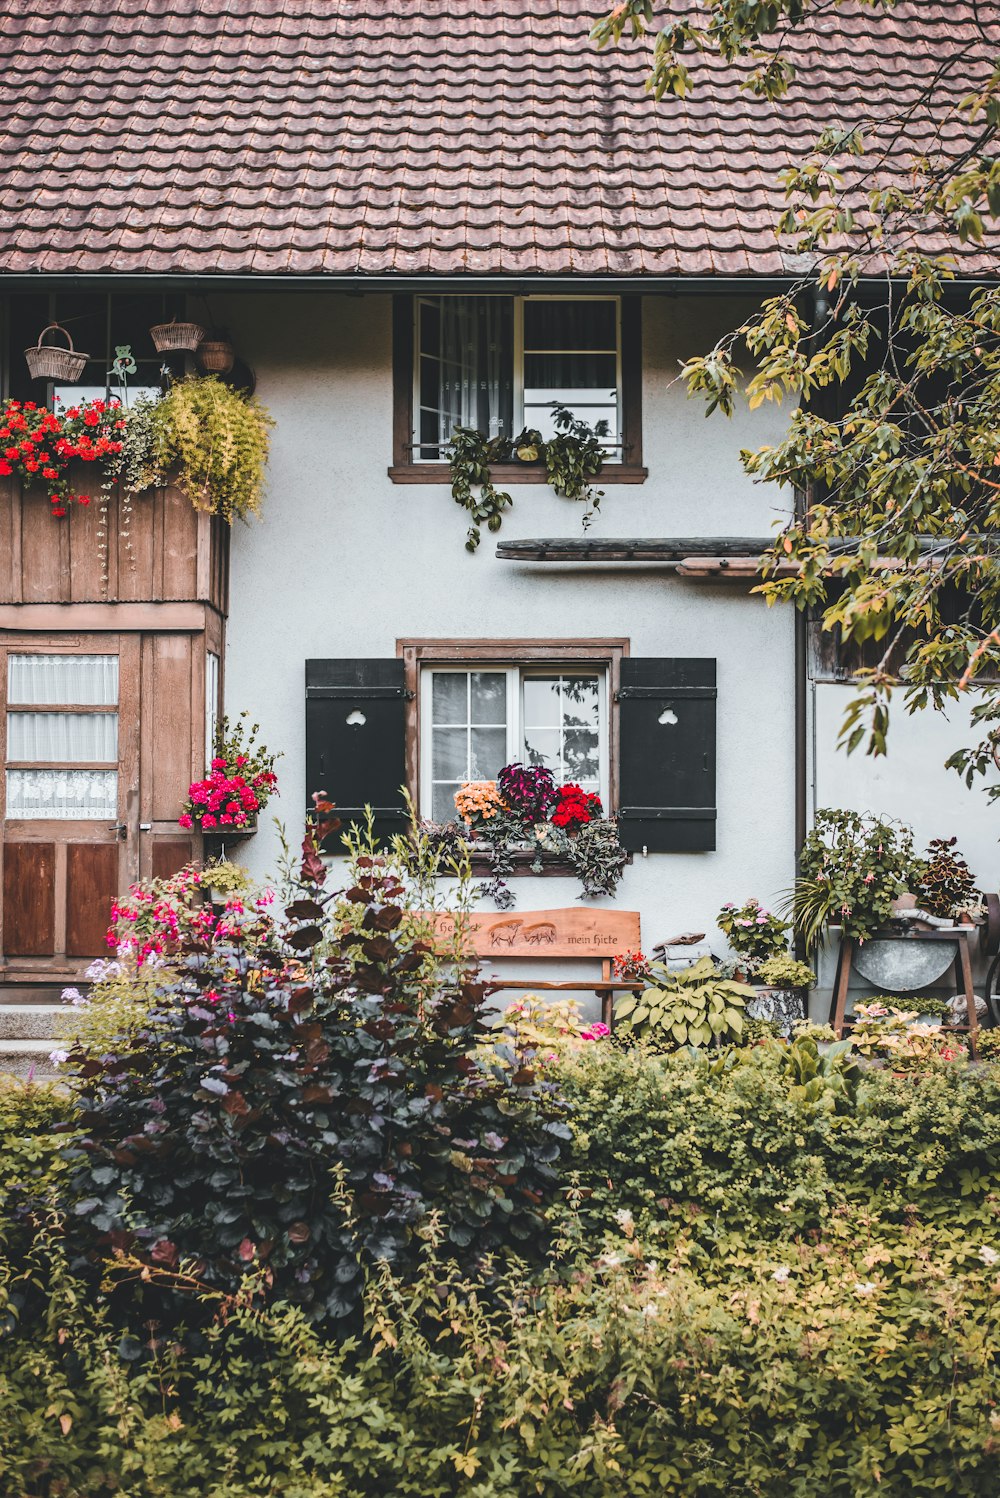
917, 837, 981, 923
613, 955, 754, 1050
790, 809, 926, 951
749, 953, 816, 1034
452, 762, 627, 906
717, 897, 790, 979
200, 858, 256, 905
178, 712, 279, 838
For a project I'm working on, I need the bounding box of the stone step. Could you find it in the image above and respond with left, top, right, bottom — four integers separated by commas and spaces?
0, 1039, 60, 1083
0, 1004, 65, 1041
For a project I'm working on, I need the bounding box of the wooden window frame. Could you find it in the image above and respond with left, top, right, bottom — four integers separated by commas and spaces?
390, 296, 646, 484
398, 639, 628, 820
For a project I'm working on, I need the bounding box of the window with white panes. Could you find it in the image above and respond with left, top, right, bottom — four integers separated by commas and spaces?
420, 665, 607, 823
413, 296, 620, 460
4, 653, 119, 819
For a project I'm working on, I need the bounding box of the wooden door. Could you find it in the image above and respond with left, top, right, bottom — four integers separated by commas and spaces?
1, 627, 217, 982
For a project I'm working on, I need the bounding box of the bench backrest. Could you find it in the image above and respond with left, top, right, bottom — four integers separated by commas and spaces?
424, 906, 641, 960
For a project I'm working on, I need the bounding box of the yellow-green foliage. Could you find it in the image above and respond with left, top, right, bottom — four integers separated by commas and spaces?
150, 376, 273, 522
55, 956, 181, 1061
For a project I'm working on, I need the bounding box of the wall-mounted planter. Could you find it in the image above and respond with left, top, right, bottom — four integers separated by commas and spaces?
0, 472, 230, 612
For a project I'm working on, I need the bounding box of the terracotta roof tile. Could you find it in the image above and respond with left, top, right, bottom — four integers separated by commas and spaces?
0, 0, 994, 278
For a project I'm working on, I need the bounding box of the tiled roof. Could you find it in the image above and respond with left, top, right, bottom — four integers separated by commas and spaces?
0, 0, 994, 278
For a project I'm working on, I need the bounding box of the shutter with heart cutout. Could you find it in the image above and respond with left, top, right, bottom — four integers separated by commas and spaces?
617, 658, 717, 852
305, 659, 410, 846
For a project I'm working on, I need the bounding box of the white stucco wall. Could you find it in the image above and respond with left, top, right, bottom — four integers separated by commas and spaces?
214, 290, 801, 1007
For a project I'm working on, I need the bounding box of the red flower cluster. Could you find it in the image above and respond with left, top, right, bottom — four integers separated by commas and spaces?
0, 398, 126, 516
551, 783, 603, 829
178, 755, 278, 831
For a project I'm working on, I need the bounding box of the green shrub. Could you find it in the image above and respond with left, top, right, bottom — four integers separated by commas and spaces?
555, 1034, 1000, 1247
1, 1220, 997, 1497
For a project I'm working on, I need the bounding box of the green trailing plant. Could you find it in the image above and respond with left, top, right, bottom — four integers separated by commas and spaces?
148, 375, 273, 522
754, 954, 816, 989
905, 993, 953, 1021
543, 403, 607, 526
918, 836, 980, 919
562, 813, 629, 897
613, 955, 753, 1049
788, 807, 925, 949
447, 404, 608, 552
199, 858, 257, 900
447, 426, 513, 553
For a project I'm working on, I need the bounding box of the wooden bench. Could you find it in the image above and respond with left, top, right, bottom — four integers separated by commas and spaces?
422, 906, 643, 1026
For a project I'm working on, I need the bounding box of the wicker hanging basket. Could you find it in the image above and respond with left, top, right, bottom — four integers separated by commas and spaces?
149, 318, 206, 353
197, 338, 235, 375
24, 324, 89, 382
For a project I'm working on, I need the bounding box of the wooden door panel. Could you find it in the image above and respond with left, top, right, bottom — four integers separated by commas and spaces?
65, 843, 119, 957
2, 841, 56, 955
152, 838, 194, 881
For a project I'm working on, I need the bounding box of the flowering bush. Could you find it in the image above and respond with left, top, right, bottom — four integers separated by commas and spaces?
0, 397, 125, 516
178, 712, 278, 832
717, 897, 790, 968
453, 761, 626, 904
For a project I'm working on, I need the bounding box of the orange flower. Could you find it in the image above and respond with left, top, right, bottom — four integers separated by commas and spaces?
454, 780, 502, 824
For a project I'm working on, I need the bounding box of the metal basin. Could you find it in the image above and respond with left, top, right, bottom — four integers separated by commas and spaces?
853, 937, 958, 993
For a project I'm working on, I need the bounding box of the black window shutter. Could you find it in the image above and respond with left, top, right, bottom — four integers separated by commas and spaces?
305, 660, 410, 846
617, 658, 717, 852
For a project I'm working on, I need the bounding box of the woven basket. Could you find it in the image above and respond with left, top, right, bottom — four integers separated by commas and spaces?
197, 339, 235, 374
150, 318, 205, 353
24, 324, 88, 381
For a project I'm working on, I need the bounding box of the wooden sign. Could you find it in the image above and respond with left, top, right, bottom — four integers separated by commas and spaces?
419, 907, 641, 960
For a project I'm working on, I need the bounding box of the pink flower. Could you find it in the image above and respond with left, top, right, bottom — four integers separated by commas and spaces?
178, 812, 193, 829
202, 814, 217, 829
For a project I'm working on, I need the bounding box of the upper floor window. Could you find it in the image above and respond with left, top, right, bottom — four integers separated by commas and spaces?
415, 296, 620, 461
5, 291, 184, 408
393, 294, 644, 480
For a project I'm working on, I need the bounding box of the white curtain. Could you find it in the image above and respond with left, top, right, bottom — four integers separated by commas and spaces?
7, 711, 118, 763
438, 298, 508, 446
6, 769, 118, 820
8, 653, 118, 706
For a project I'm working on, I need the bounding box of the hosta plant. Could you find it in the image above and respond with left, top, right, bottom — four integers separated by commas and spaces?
614, 956, 754, 1049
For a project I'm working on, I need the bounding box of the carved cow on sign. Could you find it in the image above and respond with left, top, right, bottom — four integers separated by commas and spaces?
489, 920, 523, 950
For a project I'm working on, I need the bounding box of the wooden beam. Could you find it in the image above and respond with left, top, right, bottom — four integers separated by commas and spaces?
0, 602, 210, 632
494, 537, 774, 562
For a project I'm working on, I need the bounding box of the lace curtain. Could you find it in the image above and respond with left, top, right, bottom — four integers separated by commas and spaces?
6, 653, 119, 819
